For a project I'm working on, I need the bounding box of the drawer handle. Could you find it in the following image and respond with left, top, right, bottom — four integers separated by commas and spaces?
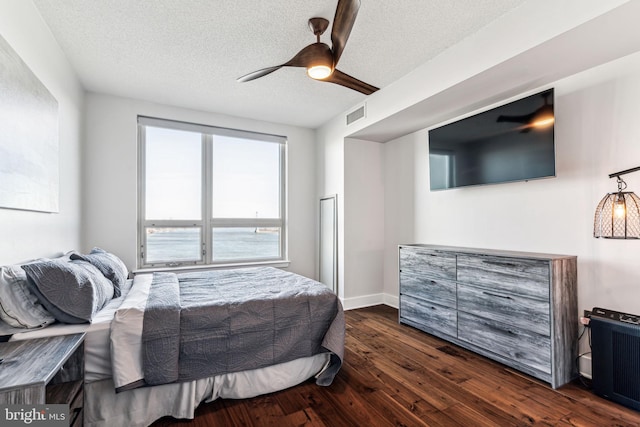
482, 291, 512, 300
484, 260, 517, 268
487, 322, 517, 336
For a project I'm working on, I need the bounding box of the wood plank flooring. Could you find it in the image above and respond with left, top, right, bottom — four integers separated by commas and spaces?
152, 305, 640, 426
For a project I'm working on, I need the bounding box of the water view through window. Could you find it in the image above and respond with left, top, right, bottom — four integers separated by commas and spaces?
212, 227, 280, 260
146, 227, 280, 264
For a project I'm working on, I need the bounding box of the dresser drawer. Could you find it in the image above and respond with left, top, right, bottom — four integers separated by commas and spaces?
458, 311, 551, 374
399, 247, 456, 280
400, 295, 456, 337
457, 284, 550, 336
457, 255, 549, 300
400, 272, 456, 309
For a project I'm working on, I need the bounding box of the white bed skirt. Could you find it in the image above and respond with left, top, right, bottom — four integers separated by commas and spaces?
84, 353, 330, 427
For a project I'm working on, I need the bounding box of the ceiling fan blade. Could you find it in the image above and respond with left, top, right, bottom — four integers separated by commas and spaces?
331, 0, 360, 65
237, 66, 283, 82
323, 69, 378, 95
238, 44, 326, 83
284, 43, 327, 68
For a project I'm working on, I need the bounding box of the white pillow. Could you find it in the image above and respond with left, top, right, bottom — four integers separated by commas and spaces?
0, 264, 55, 328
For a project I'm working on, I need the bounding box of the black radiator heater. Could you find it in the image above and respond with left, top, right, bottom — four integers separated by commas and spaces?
591, 307, 640, 410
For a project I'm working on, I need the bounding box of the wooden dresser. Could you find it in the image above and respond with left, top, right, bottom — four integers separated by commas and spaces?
398, 244, 577, 389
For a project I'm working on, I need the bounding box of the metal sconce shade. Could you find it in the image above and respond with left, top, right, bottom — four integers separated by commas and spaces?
593, 191, 640, 239
594, 166, 640, 239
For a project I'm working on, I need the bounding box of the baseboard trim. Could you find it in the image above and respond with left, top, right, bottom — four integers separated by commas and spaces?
342, 293, 384, 310
383, 294, 398, 309
342, 293, 397, 311
578, 353, 592, 379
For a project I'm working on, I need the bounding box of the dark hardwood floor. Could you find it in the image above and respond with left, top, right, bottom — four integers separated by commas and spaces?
152, 305, 640, 426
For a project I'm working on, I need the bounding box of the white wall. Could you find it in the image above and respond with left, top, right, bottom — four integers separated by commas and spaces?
82, 93, 317, 278
316, 118, 347, 299
343, 139, 385, 308
0, 1, 84, 264
382, 135, 417, 307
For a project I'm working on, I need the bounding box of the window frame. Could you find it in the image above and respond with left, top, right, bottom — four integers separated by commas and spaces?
137, 116, 287, 269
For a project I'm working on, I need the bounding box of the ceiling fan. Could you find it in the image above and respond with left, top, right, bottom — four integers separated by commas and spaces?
237, 0, 379, 95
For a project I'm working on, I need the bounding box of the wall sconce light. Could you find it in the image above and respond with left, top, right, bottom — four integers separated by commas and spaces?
594, 166, 640, 239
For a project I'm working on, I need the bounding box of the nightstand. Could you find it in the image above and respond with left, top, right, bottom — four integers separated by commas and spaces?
0, 333, 85, 427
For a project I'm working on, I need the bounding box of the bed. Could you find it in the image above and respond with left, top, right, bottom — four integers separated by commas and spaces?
4, 257, 344, 427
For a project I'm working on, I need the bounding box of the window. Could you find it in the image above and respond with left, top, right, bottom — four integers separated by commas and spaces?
138, 117, 286, 268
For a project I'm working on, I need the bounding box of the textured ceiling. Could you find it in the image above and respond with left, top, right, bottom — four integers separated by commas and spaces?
33, 0, 527, 129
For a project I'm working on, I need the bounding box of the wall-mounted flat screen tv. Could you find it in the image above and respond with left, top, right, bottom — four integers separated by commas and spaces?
429, 88, 555, 191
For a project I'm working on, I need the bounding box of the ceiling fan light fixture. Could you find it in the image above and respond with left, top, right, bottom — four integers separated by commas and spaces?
307, 65, 333, 80
306, 43, 334, 80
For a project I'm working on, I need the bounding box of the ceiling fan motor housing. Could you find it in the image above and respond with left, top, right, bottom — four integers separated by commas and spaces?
309, 17, 330, 37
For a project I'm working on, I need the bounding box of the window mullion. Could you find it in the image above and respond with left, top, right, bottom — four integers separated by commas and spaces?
280, 141, 287, 261
142, 220, 203, 227
137, 124, 147, 267
203, 134, 213, 264
211, 218, 282, 227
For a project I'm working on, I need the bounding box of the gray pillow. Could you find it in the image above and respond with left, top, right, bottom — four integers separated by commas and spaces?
22, 259, 114, 324
70, 248, 127, 298
0, 264, 55, 328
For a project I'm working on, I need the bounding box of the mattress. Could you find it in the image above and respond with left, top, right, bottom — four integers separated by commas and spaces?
10, 279, 134, 382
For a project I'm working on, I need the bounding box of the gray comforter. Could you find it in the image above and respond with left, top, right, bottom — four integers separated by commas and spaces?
141, 267, 344, 387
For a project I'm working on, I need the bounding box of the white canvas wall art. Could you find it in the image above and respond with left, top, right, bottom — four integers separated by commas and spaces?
0, 34, 59, 213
